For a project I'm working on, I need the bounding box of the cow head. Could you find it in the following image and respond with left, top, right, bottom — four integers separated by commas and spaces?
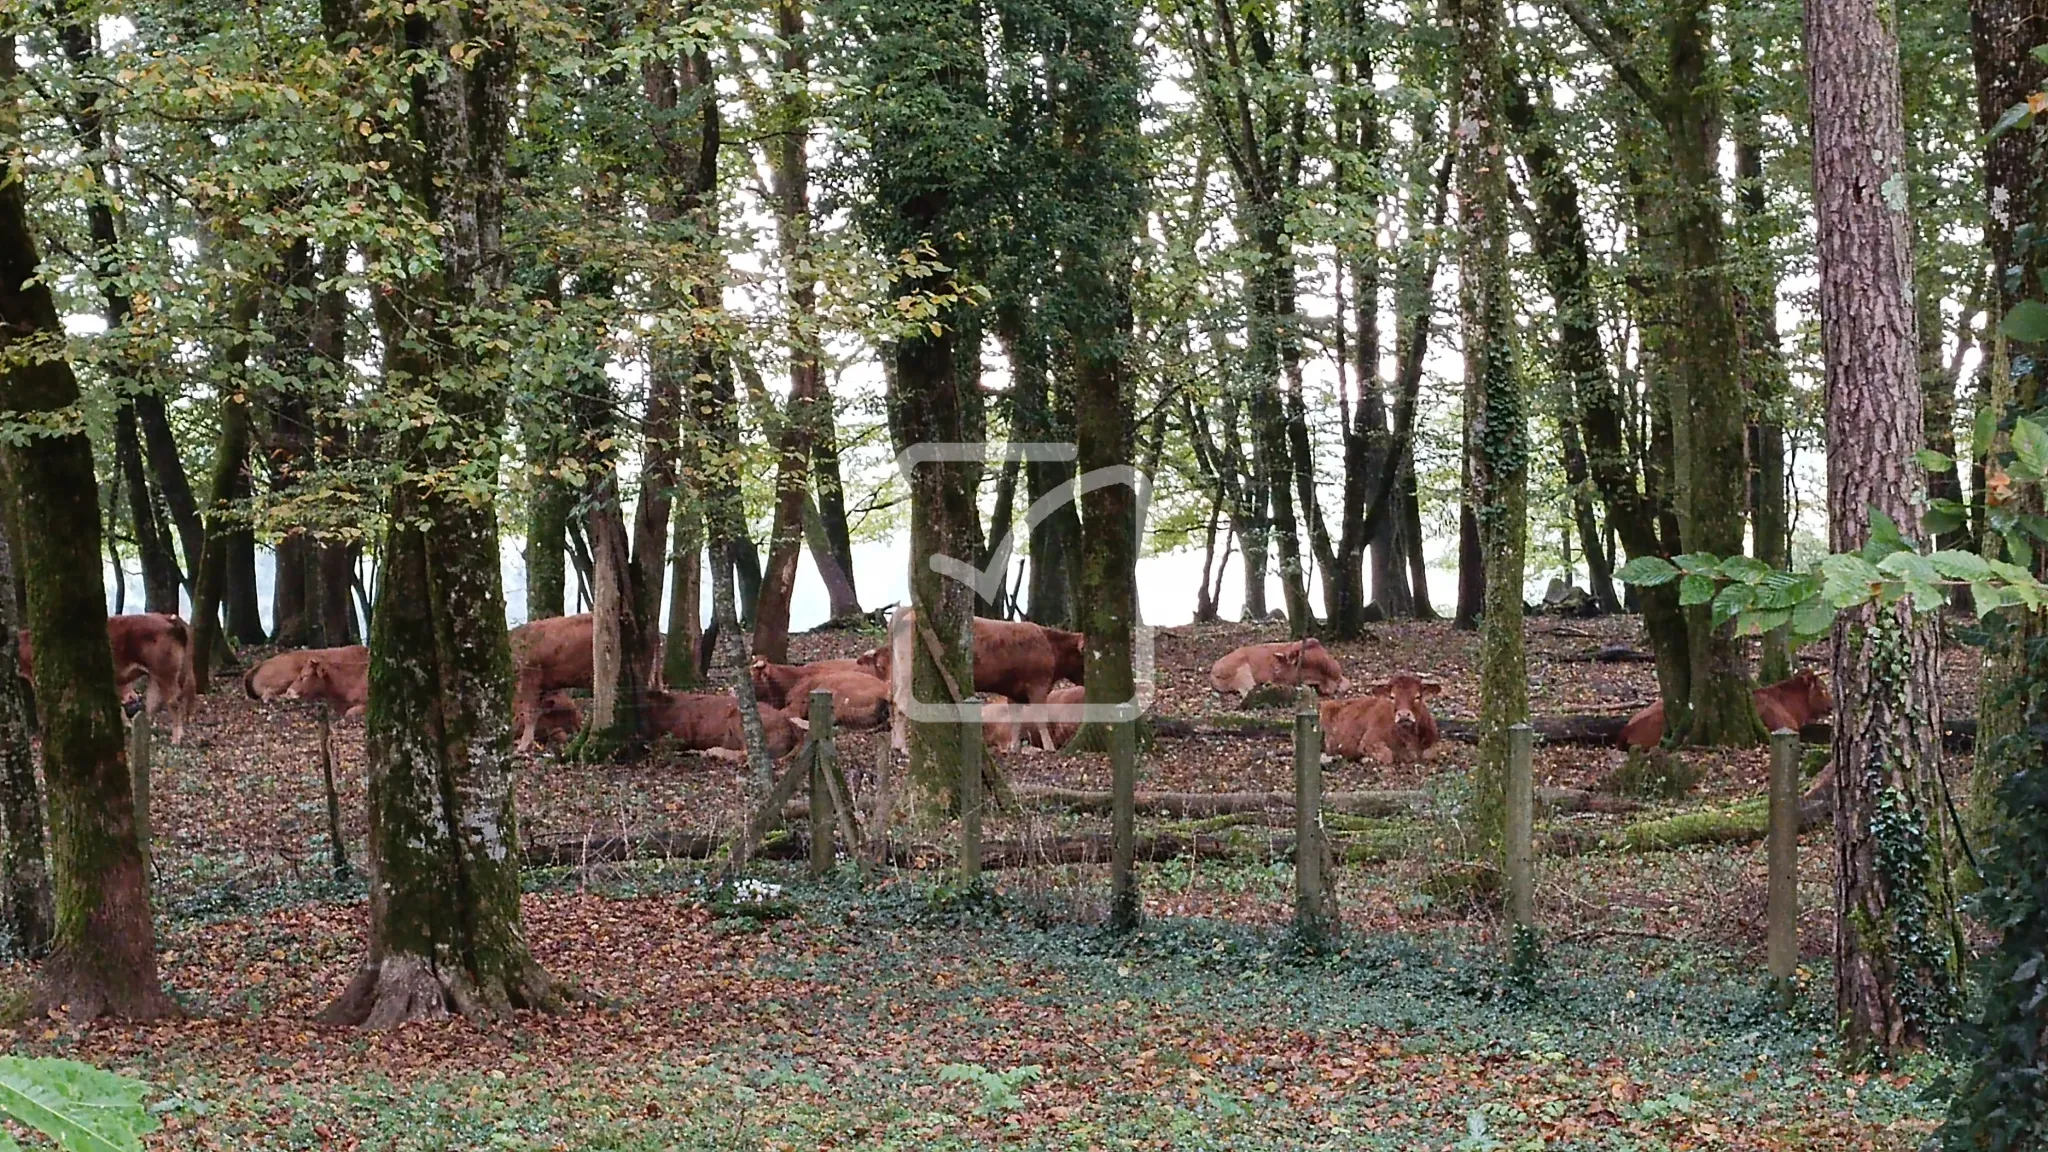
282, 657, 331, 702
1791, 667, 1833, 719
858, 647, 890, 680
1045, 628, 1087, 684
1291, 638, 1351, 696
1368, 672, 1441, 736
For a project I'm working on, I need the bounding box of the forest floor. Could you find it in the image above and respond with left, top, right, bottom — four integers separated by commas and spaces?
0, 614, 1971, 1149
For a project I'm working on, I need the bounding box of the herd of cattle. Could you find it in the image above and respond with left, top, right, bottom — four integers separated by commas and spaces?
10, 609, 1833, 765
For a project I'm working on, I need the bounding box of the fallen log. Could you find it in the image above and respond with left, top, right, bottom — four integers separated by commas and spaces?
1156, 712, 1977, 750
1011, 783, 1635, 818
523, 828, 1258, 871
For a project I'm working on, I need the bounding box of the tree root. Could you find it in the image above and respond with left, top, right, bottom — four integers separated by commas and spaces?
30, 947, 182, 1023
318, 952, 581, 1029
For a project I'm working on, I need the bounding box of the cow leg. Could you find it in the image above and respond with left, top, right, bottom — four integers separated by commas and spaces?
511, 666, 545, 752
1223, 665, 1255, 701
700, 747, 747, 763
1024, 686, 1055, 754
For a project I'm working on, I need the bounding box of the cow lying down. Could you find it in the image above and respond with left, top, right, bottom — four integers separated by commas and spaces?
647, 690, 802, 760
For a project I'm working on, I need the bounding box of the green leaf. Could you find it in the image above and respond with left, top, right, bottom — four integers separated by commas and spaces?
1878, 550, 1941, 585
1791, 597, 1837, 640
1922, 503, 1967, 539
1711, 583, 1753, 628
1973, 406, 1998, 458
1916, 448, 1954, 472
2015, 416, 2048, 478
1714, 555, 1771, 583
1737, 607, 1793, 636
1752, 570, 1820, 610
1678, 573, 1716, 606
1819, 553, 1886, 608
2005, 528, 2035, 572
1928, 550, 1994, 581
1672, 552, 1722, 575
2005, 300, 2048, 344
1615, 555, 1681, 587
0, 1057, 157, 1152
2033, 44, 2048, 64
1991, 100, 2033, 138
1861, 506, 1913, 561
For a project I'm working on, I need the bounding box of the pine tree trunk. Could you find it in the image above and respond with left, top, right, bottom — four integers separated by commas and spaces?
318, 0, 566, 1027
0, 146, 173, 1020
1457, 0, 1526, 855
1807, 0, 1951, 1057
0, 515, 52, 958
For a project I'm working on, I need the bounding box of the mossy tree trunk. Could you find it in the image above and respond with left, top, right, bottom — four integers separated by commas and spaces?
0, 115, 173, 1019
1458, 0, 1526, 855
809, 385, 861, 621
190, 346, 257, 696
0, 512, 52, 957
526, 475, 570, 621
318, 0, 567, 1028
1807, 0, 1953, 1057
1061, 0, 1143, 748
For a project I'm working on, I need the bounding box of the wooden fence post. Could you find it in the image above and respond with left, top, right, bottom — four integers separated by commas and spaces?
1766, 727, 1800, 999
319, 704, 350, 879
1505, 723, 1534, 929
1109, 716, 1139, 933
809, 689, 836, 878
1293, 690, 1337, 949
128, 710, 152, 894
959, 695, 983, 886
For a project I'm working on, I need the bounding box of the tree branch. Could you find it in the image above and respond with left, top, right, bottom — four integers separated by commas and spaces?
1548, 0, 1663, 112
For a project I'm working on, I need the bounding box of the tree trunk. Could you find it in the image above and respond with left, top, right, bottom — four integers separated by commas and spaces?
1662, 1, 1762, 747
225, 528, 265, 644
1969, 0, 2048, 833
320, 541, 360, 644
0, 143, 173, 1020
189, 324, 257, 695
1734, 116, 1794, 682
809, 384, 861, 618
1402, 458, 1435, 617
752, 0, 820, 663
1454, 452, 1484, 631
0, 513, 52, 957
318, 0, 566, 1027
1021, 340, 1082, 630
114, 406, 180, 614
526, 477, 569, 621
1808, 0, 1953, 1057
665, 490, 705, 688
1457, 0, 1527, 857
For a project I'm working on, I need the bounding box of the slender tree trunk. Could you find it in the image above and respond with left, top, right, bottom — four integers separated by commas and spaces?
1734, 117, 1794, 681
225, 528, 264, 644
0, 132, 173, 1019
1022, 339, 1082, 630
753, 0, 820, 662
114, 407, 179, 613
809, 383, 860, 617
1458, 0, 1526, 856
189, 311, 258, 694
0, 513, 52, 957
1402, 457, 1436, 617
1808, 0, 1953, 1057
1454, 439, 1484, 631
664, 490, 704, 688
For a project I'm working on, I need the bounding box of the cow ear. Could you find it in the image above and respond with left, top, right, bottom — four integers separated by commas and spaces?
1419, 680, 1442, 698
1367, 680, 1393, 698
750, 656, 767, 669
1302, 637, 1322, 650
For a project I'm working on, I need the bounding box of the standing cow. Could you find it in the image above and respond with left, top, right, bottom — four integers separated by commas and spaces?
16, 613, 197, 743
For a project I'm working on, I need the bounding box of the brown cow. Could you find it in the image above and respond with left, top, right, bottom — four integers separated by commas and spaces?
532, 690, 583, 745
509, 613, 594, 751
1618, 669, 1834, 749
16, 613, 197, 743
1319, 673, 1442, 765
877, 610, 1087, 751
281, 649, 371, 718
646, 690, 801, 759
245, 646, 369, 702
1209, 638, 1351, 701
750, 657, 881, 705
984, 684, 1089, 753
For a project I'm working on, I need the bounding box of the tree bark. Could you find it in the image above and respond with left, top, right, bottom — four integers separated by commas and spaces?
752, 0, 821, 663
665, 490, 705, 688
318, 0, 567, 1027
1807, 0, 1952, 1057
189, 308, 258, 694
0, 510, 52, 957
114, 407, 180, 614
1458, 0, 1527, 856
0, 131, 173, 1019
809, 383, 861, 618
1969, 0, 2048, 833
526, 477, 569, 621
